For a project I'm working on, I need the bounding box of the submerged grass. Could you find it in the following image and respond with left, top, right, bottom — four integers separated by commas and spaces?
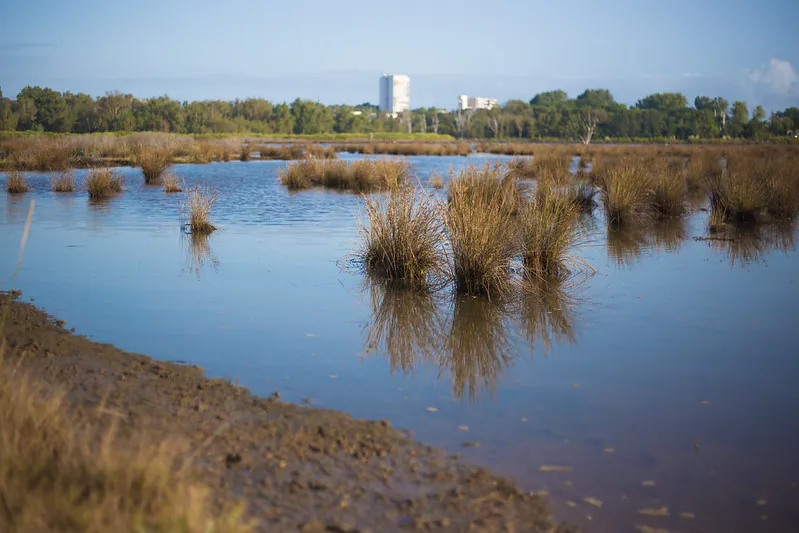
183, 184, 218, 234
355, 185, 447, 289
83, 168, 123, 199
4, 171, 29, 193
446, 164, 520, 297
49, 171, 76, 193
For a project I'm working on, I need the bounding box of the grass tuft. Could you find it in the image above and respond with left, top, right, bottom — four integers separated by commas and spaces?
279, 158, 409, 193
355, 185, 447, 289
600, 160, 652, 225
163, 171, 183, 193
83, 168, 123, 199
5, 171, 29, 193
137, 147, 173, 184
445, 164, 520, 297
49, 171, 76, 193
520, 181, 586, 281
183, 184, 218, 234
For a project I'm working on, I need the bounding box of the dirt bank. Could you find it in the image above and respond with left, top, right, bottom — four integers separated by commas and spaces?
0, 293, 574, 533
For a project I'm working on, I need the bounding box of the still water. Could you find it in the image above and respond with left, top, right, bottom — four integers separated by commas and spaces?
2, 155, 798, 533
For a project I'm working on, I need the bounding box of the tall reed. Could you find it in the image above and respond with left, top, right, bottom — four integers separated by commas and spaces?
4, 171, 29, 193
183, 184, 218, 234
49, 171, 76, 193
446, 164, 520, 296
600, 160, 652, 225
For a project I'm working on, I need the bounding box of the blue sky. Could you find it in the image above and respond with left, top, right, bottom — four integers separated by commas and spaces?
1, 0, 798, 111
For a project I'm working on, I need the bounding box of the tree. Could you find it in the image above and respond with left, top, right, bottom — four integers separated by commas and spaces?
635, 93, 688, 111
454, 109, 472, 138
530, 90, 568, 107
578, 109, 606, 145
575, 89, 616, 110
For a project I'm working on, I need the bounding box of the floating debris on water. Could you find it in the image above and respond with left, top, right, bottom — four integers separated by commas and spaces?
462, 441, 479, 448
679, 512, 695, 519
756, 499, 767, 506
539, 465, 573, 472
458, 425, 469, 431
583, 497, 603, 508
521, 417, 528, 422
638, 506, 670, 517
604, 448, 615, 453
566, 501, 576, 508
426, 407, 438, 412
634, 526, 671, 533
642, 480, 656, 487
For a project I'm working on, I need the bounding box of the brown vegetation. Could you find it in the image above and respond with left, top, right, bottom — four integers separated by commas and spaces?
355, 185, 447, 288
337, 142, 471, 157
4, 171, 29, 193
183, 184, 218, 234
49, 171, 76, 193
600, 160, 652, 225
163, 171, 183, 193
446, 164, 520, 296
279, 159, 409, 193
136, 147, 173, 183
83, 168, 123, 199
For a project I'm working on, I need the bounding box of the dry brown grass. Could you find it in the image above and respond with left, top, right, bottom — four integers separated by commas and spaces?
83, 168, 123, 199
163, 171, 183, 193
706, 157, 766, 225
520, 181, 587, 282
429, 172, 444, 189
648, 159, 686, 217
446, 164, 520, 296
136, 147, 173, 184
600, 160, 652, 225
4, 171, 29, 193
183, 184, 218, 234
279, 158, 409, 193
49, 171, 76, 192
0, 350, 247, 533
763, 159, 799, 220
355, 185, 447, 289
338, 142, 471, 157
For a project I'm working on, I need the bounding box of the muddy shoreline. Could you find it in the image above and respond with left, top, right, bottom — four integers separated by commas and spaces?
1, 293, 574, 533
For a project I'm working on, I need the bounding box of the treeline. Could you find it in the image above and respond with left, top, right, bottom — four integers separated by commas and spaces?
1, 85, 798, 141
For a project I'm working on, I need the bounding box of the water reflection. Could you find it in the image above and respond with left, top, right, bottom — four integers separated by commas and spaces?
363, 278, 580, 402
181, 233, 219, 278
607, 218, 688, 265
442, 295, 516, 401
362, 280, 442, 374
4, 194, 30, 224
703, 221, 797, 267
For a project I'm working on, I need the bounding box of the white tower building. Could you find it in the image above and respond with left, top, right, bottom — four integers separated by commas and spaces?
379, 74, 410, 115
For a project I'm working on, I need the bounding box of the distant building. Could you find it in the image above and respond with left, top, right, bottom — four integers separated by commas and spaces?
379, 74, 410, 115
457, 95, 499, 111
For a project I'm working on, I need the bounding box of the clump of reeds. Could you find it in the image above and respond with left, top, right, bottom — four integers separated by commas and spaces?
429, 172, 444, 189
648, 159, 686, 217
83, 168, 123, 199
183, 184, 218, 234
304, 144, 338, 159
446, 164, 520, 296
49, 171, 76, 193
763, 160, 799, 220
136, 147, 173, 184
355, 185, 447, 288
706, 158, 766, 225
4, 171, 29, 193
520, 181, 585, 281
163, 171, 183, 193
239, 143, 251, 161
600, 160, 652, 225
0, 354, 247, 533
567, 181, 598, 211
279, 158, 408, 192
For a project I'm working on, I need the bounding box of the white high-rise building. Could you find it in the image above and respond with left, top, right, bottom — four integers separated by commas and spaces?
379, 74, 410, 114
457, 95, 499, 111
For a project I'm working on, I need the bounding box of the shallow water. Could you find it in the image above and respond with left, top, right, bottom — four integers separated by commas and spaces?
2, 156, 799, 533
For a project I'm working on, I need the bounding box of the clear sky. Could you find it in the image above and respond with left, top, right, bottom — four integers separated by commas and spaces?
1, 0, 798, 111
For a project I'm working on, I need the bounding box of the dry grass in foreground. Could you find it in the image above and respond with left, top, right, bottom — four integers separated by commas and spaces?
183, 184, 218, 234
600, 160, 652, 225
49, 171, 76, 193
280, 158, 409, 192
83, 168, 123, 199
446, 164, 520, 297
0, 346, 248, 533
355, 185, 447, 289
4, 171, 29, 193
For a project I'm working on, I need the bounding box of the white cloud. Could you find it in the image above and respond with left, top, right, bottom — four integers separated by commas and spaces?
746, 58, 798, 96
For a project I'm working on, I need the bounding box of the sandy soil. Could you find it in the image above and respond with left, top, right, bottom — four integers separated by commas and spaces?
1, 293, 575, 533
